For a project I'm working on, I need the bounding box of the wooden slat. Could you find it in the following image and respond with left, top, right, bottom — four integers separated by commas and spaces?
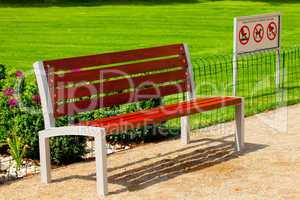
52, 57, 186, 84
80, 97, 220, 126
55, 69, 187, 101
103, 97, 241, 134
79, 97, 242, 134
44, 44, 184, 72
89, 97, 240, 126
54, 82, 188, 117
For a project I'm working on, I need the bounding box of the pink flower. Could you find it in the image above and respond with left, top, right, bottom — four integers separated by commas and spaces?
8, 98, 18, 107
3, 87, 14, 96
32, 95, 41, 104
15, 70, 23, 78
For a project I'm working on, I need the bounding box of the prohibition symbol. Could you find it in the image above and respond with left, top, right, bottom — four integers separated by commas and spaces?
239, 25, 250, 45
253, 23, 264, 43
267, 22, 277, 40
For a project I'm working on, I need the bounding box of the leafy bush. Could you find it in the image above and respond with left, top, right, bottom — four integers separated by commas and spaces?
0, 64, 5, 93
0, 64, 165, 165
0, 65, 87, 165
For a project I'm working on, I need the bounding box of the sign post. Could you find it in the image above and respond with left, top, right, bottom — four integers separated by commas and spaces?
233, 13, 281, 96
233, 17, 238, 96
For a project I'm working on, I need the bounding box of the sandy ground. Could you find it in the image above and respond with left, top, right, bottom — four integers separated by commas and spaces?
1, 104, 300, 200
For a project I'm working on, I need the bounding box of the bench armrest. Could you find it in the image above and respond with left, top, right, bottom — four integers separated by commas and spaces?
39, 126, 106, 139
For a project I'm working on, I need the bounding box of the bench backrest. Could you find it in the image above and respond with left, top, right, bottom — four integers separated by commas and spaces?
34, 43, 195, 128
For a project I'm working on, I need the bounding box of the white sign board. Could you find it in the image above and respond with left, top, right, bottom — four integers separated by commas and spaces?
234, 13, 281, 54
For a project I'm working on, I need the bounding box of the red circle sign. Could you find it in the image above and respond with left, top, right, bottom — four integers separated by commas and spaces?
267, 22, 277, 41
253, 23, 264, 43
239, 25, 250, 45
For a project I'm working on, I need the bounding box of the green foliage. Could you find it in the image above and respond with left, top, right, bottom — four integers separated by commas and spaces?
50, 136, 87, 164
6, 133, 29, 172
0, 64, 163, 165
12, 112, 43, 159
0, 65, 88, 165
0, 64, 5, 81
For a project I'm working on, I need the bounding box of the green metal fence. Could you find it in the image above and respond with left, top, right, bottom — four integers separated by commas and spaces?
165, 47, 300, 132
282, 47, 300, 105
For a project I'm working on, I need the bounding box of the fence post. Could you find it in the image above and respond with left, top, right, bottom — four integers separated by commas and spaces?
233, 17, 238, 96
233, 54, 238, 96
276, 15, 282, 104
275, 48, 281, 107
281, 50, 286, 103
276, 48, 281, 91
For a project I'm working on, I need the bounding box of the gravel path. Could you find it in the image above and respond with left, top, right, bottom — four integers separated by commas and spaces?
1, 105, 299, 200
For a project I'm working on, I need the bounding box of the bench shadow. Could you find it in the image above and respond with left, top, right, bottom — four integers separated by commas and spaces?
52, 135, 267, 195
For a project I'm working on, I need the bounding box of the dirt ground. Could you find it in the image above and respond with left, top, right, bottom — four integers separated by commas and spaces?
1, 104, 300, 200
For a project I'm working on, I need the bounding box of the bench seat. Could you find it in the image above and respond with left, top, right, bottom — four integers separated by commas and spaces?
79, 97, 242, 134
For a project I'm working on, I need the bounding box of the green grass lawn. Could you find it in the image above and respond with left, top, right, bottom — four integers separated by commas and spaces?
1, 0, 300, 71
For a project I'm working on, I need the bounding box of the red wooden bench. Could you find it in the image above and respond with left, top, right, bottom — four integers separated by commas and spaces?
34, 43, 244, 198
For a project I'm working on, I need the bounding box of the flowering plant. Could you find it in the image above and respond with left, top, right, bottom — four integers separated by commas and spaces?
0, 66, 42, 155
0, 65, 87, 164
0, 66, 43, 156
6, 133, 29, 176
0, 64, 161, 165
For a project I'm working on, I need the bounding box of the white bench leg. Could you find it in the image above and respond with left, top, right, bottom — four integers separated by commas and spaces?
181, 116, 190, 145
95, 133, 108, 198
39, 134, 51, 183
235, 99, 245, 152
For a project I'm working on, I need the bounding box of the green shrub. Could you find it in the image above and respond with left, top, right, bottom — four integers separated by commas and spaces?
0, 64, 165, 165
50, 136, 87, 164
0, 64, 6, 96
0, 65, 87, 165
0, 64, 5, 81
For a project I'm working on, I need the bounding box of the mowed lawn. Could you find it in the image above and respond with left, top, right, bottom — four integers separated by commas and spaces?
0, 0, 300, 71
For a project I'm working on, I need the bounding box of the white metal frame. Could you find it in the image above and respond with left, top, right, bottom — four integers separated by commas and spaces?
34, 61, 55, 129
235, 98, 245, 151
34, 43, 244, 198
38, 126, 108, 197
34, 62, 108, 197
180, 44, 196, 145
